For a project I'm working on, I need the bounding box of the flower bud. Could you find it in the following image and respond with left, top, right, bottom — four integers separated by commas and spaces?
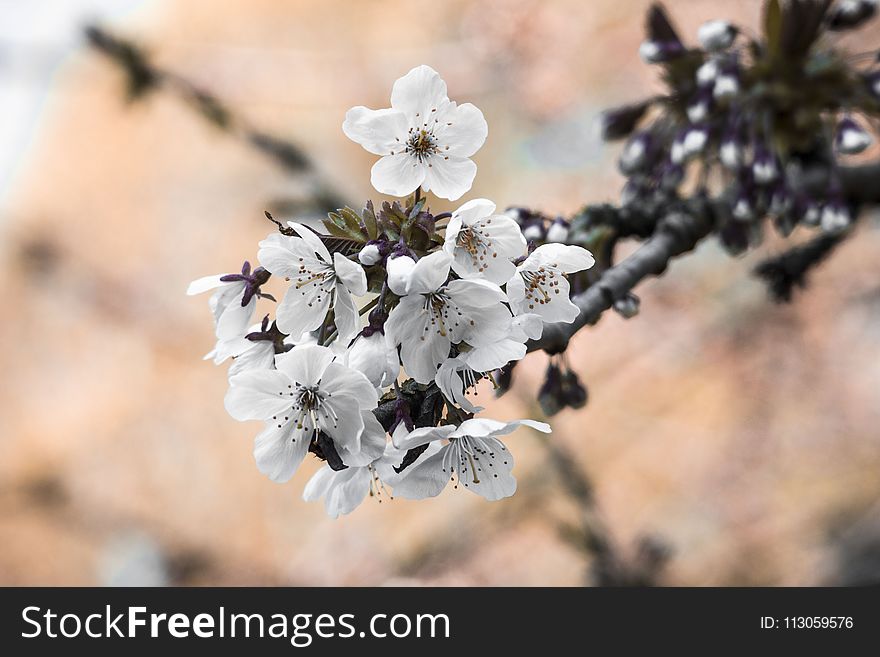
613, 293, 640, 319
386, 253, 416, 295
358, 242, 382, 266
835, 117, 873, 155
561, 369, 588, 410
538, 363, 564, 417
546, 217, 570, 243
720, 136, 742, 169
697, 20, 738, 51
639, 40, 684, 64
732, 193, 754, 221
801, 200, 821, 227
521, 217, 546, 242
687, 91, 712, 124
683, 126, 709, 157
713, 71, 740, 101
619, 131, 652, 173
821, 201, 851, 233
865, 70, 880, 99
752, 146, 778, 185
828, 0, 877, 31
696, 59, 720, 86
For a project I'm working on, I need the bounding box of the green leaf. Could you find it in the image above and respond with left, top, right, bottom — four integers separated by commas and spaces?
321, 219, 355, 239
362, 200, 378, 241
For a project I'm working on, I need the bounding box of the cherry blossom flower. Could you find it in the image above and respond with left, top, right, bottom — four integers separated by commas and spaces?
384, 251, 512, 384
435, 314, 543, 413
442, 198, 526, 285
343, 329, 400, 391
506, 244, 595, 324
391, 418, 551, 501
258, 223, 367, 343
342, 65, 488, 201
187, 261, 271, 342
224, 344, 378, 482
303, 426, 438, 518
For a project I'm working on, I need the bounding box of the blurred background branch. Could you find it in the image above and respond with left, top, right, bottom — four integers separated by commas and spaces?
84, 25, 347, 213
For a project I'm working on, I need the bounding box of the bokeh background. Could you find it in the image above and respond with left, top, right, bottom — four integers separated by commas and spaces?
1, 0, 879, 586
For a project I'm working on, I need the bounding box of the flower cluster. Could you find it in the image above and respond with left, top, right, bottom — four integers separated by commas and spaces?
601, 1, 880, 251
189, 66, 594, 517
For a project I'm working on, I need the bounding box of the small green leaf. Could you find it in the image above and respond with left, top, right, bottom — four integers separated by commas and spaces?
362, 200, 378, 241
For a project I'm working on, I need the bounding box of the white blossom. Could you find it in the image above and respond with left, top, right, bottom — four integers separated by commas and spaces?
442, 198, 527, 285
384, 251, 512, 384
697, 20, 737, 51
357, 243, 382, 266
187, 262, 263, 343
344, 330, 400, 390
225, 344, 378, 482
391, 418, 550, 501
342, 65, 488, 201
258, 223, 367, 343
435, 313, 542, 413
506, 244, 595, 324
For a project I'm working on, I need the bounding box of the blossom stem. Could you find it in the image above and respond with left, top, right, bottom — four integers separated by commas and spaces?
358, 296, 380, 317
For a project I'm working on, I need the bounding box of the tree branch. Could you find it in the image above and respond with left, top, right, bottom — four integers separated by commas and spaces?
84, 25, 347, 212
529, 162, 880, 354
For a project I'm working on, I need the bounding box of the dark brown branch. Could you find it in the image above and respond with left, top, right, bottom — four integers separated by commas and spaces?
529, 162, 880, 354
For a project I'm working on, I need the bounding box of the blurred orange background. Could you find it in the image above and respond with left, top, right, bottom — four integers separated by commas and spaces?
1, 0, 879, 586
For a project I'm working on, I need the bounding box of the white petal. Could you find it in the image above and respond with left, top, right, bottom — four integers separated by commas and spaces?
459, 302, 513, 347
320, 393, 365, 453
228, 341, 277, 377
386, 255, 416, 296
390, 65, 449, 121
436, 358, 481, 413
303, 466, 372, 518
510, 313, 544, 341
392, 424, 456, 450
225, 369, 294, 421
445, 278, 506, 307
405, 250, 452, 294
332, 285, 361, 345
274, 344, 334, 386
452, 417, 551, 438
436, 103, 488, 158
370, 154, 426, 198
529, 274, 580, 324
342, 106, 408, 155
216, 294, 255, 341
209, 335, 253, 365
320, 361, 379, 409
339, 410, 387, 467
422, 156, 477, 202
187, 274, 226, 295
505, 272, 527, 315
287, 222, 332, 264
452, 198, 496, 226
389, 447, 449, 500
400, 329, 450, 384
274, 281, 331, 341
253, 421, 310, 483
333, 252, 367, 296
461, 437, 516, 501
527, 243, 595, 273
258, 233, 324, 278
464, 339, 526, 373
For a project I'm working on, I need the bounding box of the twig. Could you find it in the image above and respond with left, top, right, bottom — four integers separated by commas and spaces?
84, 25, 347, 212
